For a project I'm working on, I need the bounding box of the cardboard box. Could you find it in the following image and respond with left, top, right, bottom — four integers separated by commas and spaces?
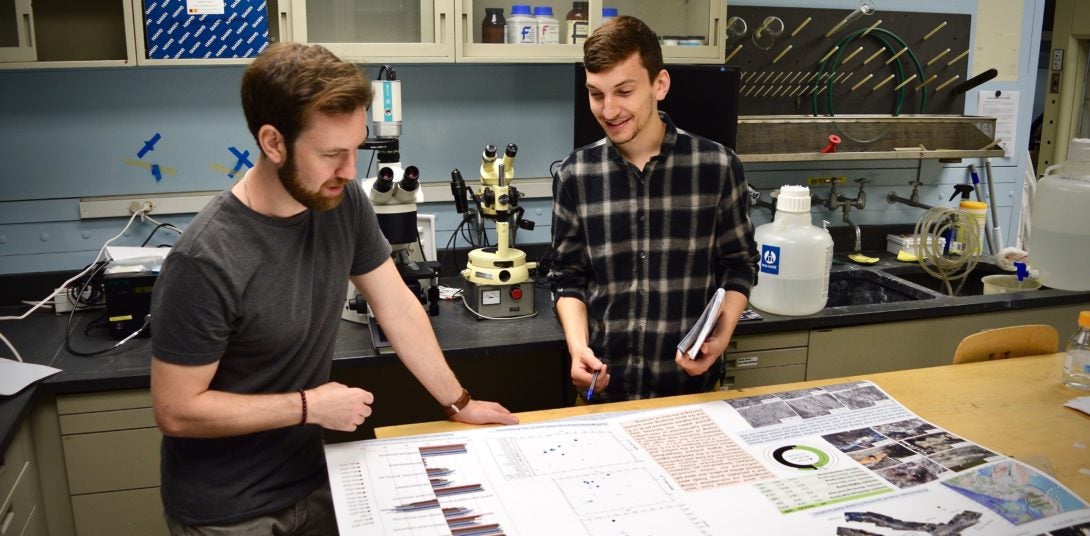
143, 0, 269, 59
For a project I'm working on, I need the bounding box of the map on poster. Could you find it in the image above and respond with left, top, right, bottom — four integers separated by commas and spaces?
325, 381, 1090, 535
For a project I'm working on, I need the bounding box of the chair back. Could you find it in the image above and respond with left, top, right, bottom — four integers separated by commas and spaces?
952, 324, 1060, 365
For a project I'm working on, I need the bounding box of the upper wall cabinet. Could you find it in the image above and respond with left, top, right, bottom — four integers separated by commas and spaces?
0, 0, 137, 69
456, 0, 726, 63
290, 0, 456, 63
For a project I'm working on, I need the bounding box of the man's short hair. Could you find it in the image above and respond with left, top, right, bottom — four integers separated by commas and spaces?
240, 43, 373, 151
583, 15, 664, 80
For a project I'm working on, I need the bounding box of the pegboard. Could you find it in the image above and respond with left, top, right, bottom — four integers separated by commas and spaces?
726, 5, 971, 116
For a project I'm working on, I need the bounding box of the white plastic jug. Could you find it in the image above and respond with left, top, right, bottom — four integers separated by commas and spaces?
749, 186, 834, 315
1031, 138, 1090, 291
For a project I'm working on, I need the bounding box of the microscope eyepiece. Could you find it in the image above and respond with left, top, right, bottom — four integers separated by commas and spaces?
484, 145, 497, 158
399, 166, 420, 192
375, 167, 395, 193
505, 143, 518, 157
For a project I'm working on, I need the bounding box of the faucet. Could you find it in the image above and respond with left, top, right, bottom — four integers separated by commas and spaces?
747, 185, 776, 217
838, 178, 868, 252
886, 180, 933, 210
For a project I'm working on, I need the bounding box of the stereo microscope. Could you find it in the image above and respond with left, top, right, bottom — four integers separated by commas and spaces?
449, 144, 537, 319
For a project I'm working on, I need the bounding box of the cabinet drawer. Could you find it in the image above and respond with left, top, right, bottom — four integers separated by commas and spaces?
728, 331, 808, 353
725, 347, 807, 370
1, 460, 40, 536
1, 427, 32, 510
71, 487, 168, 536
59, 408, 156, 435
57, 390, 152, 415
725, 364, 807, 389
62, 428, 161, 495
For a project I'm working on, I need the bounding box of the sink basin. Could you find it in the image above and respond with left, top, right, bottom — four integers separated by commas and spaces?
826, 269, 939, 307
880, 263, 1018, 296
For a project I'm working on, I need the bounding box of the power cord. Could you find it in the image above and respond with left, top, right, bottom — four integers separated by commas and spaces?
0, 209, 150, 361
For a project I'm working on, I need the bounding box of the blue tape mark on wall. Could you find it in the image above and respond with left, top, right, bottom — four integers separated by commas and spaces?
144, 0, 270, 60
228, 146, 253, 177
151, 164, 163, 182
137, 133, 162, 158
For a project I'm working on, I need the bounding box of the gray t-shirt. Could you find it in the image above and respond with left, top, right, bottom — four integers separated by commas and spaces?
150, 180, 391, 525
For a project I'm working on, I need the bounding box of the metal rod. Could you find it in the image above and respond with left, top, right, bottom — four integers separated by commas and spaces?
840, 72, 854, 84
728, 43, 745, 62
841, 46, 864, 64
884, 47, 908, 65
790, 17, 812, 37
915, 73, 938, 91
819, 45, 840, 64
770, 71, 786, 84
863, 47, 885, 65
926, 48, 951, 66
946, 49, 970, 67
893, 74, 918, 91
923, 21, 947, 40
872, 73, 896, 91
850, 73, 874, 91
935, 74, 960, 92
772, 44, 792, 64
861, 19, 882, 37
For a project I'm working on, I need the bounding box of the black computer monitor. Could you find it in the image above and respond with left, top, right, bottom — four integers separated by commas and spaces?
572, 63, 740, 150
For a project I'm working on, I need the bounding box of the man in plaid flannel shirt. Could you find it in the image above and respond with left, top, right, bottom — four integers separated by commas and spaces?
548, 16, 758, 402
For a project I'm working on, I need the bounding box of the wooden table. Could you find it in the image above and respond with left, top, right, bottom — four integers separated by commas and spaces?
378, 353, 1090, 499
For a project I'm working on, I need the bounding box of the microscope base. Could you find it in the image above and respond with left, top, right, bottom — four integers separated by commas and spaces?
462, 281, 536, 319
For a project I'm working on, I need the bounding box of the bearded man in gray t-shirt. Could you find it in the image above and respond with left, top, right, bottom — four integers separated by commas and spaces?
150, 43, 518, 534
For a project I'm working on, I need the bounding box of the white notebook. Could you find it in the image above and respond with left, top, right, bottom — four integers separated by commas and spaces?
677, 288, 726, 359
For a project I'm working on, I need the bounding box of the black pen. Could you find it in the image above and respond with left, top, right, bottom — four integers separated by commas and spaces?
586, 369, 600, 401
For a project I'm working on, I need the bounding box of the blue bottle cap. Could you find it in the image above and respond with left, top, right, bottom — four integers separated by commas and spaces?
533, 6, 554, 16
510, 5, 532, 15
602, 7, 619, 17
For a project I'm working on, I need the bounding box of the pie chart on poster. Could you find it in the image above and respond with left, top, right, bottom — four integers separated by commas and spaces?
767, 444, 835, 470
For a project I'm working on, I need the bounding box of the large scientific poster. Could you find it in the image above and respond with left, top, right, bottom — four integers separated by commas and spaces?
325, 381, 1090, 535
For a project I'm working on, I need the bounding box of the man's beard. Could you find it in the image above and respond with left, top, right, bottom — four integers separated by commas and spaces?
277, 153, 349, 212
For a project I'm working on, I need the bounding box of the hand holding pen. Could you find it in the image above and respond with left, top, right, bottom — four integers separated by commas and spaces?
585, 364, 607, 401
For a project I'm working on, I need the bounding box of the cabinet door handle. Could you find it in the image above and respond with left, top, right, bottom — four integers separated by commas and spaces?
1, 502, 15, 536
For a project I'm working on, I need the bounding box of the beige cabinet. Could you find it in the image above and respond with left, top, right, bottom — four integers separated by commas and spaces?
54, 390, 167, 536
723, 330, 808, 389
291, 0, 455, 63
0, 0, 136, 69
1, 425, 46, 536
456, 0, 726, 63
807, 303, 1089, 380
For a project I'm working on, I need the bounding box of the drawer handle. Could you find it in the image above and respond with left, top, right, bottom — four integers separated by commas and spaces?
1, 502, 15, 536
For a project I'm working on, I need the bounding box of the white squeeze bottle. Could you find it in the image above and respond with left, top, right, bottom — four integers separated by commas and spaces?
748, 186, 834, 316
1031, 138, 1090, 290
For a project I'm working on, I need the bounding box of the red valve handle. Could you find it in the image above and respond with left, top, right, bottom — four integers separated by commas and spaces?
821, 134, 842, 153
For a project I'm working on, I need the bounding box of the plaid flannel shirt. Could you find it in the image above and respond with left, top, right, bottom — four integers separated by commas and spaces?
548, 113, 757, 401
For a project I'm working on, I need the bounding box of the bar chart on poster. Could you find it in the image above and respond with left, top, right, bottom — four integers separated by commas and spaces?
325, 381, 1090, 535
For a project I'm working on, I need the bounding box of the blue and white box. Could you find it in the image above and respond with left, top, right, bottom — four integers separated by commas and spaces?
144, 0, 269, 59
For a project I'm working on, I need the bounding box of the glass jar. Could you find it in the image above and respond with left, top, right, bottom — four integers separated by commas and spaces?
482, 8, 506, 44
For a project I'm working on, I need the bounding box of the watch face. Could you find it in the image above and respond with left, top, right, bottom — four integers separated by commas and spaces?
482, 289, 501, 305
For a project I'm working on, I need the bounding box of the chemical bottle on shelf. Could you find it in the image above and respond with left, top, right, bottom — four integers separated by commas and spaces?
1031, 138, 1090, 291
534, 6, 560, 44
600, 7, 618, 26
566, 1, 589, 44
506, 5, 537, 44
482, 8, 506, 44
748, 186, 834, 316
1063, 310, 1090, 390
